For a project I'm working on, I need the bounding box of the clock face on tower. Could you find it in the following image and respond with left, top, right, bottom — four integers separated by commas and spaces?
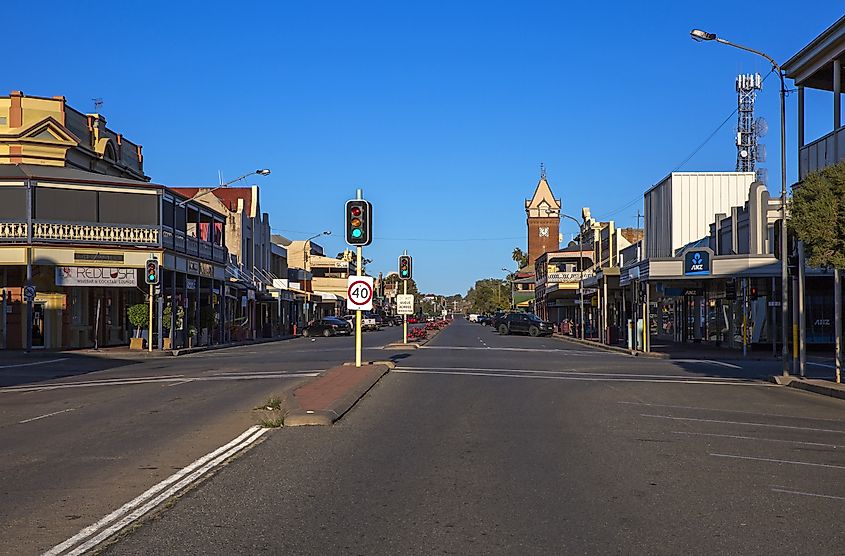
539, 227, 549, 237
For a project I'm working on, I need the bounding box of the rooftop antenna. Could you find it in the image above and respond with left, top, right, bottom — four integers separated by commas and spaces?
92, 98, 103, 112
540, 162, 546, 179
735, 73, 763, 174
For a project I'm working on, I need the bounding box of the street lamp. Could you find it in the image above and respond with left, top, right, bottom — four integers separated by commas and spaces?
303, 230, 332, 271
177, 168, 271, 207
560, 213, 586, 339
690, 28, 790, 376
502, 268, 514, 310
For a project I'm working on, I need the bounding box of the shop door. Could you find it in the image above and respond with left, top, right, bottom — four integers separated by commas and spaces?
32, 302, 46, 348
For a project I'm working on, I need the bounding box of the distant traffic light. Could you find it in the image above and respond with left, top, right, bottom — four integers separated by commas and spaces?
398, 255, 412, 280
144, 258, 159, 285
345, 199, 372, 246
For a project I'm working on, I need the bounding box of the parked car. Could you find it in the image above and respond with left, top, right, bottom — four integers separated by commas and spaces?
491, 311, 512, 329
302, 317, 352, 337
477, 314, 492, 325
407, 316, 419, 324
497, 313, 554, 337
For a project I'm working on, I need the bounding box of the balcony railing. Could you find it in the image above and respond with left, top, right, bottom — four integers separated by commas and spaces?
799, 125, 845, 180
0, 221, 160, 245
0, 222, 28, 242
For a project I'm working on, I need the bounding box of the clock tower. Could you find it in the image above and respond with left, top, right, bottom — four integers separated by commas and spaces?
525, 166, 561, 266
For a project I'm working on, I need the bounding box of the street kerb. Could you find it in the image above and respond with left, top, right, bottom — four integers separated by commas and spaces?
283, 361, 395, 426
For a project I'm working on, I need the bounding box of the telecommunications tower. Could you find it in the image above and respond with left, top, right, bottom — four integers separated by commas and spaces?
735, 73, 768, 182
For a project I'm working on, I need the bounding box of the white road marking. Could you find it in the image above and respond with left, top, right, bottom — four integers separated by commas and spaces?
671, 431, 845, 449
19, 407, 76, 424
618, 401, 845, 423
770, 487, 845, 501
1, 372, 320, 394
0, 358, 68, 369
643, 414, 845, 434
710, 453, 845, 470
44, 425, 270, 556
668, 359, 742, 369
393, 368, 768, 385
420, 345, 603, 355
396, 366, 757, 381
807, 362, 835, 369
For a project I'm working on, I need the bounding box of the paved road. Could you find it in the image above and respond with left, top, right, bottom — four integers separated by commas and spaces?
0, 326, 405, 555
90, 317, 845, 555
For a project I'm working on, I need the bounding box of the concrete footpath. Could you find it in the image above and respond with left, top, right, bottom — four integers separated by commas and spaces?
283, 361, 394, 426
772, 375, 845, 400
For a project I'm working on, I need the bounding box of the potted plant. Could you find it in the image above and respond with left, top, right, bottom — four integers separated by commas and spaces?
127, 303, 149, 349
162, 305, 173, 350
200, 306, 218, 346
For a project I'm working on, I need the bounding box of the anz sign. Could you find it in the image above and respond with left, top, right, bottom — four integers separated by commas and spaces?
684, 250, 711, 276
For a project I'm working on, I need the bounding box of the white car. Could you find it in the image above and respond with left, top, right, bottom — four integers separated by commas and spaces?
468, 314, 480, 323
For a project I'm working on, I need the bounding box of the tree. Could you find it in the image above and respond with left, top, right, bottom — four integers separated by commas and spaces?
790, 160, 845, 381
465, 278, 509, 314
512, 247, 529, 268
383, 273, 419, 296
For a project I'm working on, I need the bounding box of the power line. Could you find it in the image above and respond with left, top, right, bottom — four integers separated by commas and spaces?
598, 70, 776, 222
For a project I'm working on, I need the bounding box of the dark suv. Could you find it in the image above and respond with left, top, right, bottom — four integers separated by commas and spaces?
498, 313, 554, 337
491, 311, 512, 329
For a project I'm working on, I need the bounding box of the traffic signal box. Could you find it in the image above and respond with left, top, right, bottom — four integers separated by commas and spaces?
145, 258, 159, 285
345, 199, 373, 246
398, 255, 412, 280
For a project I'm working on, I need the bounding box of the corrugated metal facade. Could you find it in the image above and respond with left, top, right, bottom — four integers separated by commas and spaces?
644, 172, 755, 258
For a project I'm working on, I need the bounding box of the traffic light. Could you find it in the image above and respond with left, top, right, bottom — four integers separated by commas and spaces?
345, 199, 372, 246
398, 255, 412, 280
750, 286, 758, 300
144, 258, 159, 285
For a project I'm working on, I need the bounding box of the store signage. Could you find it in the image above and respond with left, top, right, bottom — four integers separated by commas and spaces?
684, 250, 711, 276
74, 252, 124, 263
56, 266, 137, 287
548, 272, 581, 283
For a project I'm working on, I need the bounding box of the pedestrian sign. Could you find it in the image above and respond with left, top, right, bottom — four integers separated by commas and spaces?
396, 294, 414, 315
346, 276, 374, 311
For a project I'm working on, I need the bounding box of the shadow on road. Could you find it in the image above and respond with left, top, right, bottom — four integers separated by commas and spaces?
0, 351, 142, 388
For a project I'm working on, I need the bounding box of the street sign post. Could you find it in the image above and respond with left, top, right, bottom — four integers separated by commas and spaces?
396, 294, 414, 315
23, 284, 36, 303
347, 276, 374, 312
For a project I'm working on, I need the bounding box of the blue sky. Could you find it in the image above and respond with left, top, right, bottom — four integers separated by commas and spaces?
5, 2, 844, 295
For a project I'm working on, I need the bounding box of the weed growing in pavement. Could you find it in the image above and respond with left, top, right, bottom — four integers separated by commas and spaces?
257, 415, 285, 428
256, 396, 283, 411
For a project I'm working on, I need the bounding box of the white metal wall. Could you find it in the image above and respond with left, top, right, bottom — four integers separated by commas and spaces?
645, 172, 754, 258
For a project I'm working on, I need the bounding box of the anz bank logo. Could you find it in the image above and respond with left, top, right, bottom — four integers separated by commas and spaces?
684, 250, 710, 276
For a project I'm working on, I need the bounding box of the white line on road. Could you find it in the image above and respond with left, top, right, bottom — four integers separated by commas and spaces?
393, 368, 768, 385
710, 453, 845, 470
770, 487, 845, 501
0, 358, 68, 369
19, 407, 76, 424
671, 431, 845, 449
419, 346, 604, 355
667, 359, 742, 369
44, 425, 270, 556
642, 414, 845, 434
2, 372, 320, 394
618, 401, 845, 423
396, 366, 758, 381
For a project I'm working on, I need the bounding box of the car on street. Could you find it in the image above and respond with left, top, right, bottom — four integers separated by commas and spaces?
497, 312, 554, 337
477, 314, 492, 325
491, 311, 512, 329
302, 317, 353, 337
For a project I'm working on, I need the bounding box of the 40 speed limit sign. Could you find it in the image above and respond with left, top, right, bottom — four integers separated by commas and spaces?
346, 275, 374, 311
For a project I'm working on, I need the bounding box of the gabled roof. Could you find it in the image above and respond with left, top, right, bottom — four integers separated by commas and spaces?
525, 175, 561, 211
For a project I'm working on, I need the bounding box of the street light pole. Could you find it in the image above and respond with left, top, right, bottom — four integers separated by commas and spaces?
691, 29, 790, 376
177, 168, 271, 207
561, 213, 585, 339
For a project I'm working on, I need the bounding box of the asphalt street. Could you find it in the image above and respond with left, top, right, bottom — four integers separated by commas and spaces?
90, 317, 845, 555
0, 326, 406, 555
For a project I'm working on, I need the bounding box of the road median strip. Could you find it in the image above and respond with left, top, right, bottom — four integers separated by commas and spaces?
283, 361, 394, 426
771, 375, 845, 401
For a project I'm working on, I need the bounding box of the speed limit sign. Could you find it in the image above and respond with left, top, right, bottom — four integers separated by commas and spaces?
346, 276, 374, 311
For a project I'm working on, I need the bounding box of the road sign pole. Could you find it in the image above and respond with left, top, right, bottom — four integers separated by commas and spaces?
355, 245, 362, 367
403, 280, 408, 345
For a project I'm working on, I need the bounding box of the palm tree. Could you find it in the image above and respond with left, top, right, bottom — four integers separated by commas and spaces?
512, 247, 529, 268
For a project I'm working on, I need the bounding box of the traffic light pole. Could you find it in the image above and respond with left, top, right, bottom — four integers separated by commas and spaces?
403, 279, 408, 345
148, 282, 154, 352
